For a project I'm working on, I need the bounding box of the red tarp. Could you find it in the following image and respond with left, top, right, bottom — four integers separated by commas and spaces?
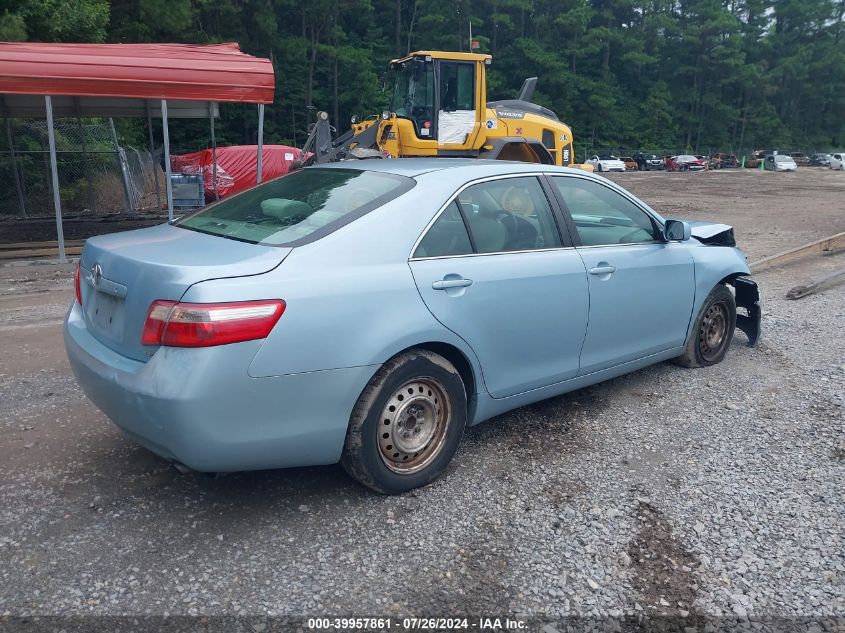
0, 42, 274, 104
171, 145, 303, 200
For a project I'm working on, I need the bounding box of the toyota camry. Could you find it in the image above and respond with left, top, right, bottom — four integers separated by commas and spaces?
65, 159, 761, 494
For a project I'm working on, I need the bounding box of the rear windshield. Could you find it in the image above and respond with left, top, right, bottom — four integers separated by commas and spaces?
176, 168, 413, 246
775, 155, 792, 162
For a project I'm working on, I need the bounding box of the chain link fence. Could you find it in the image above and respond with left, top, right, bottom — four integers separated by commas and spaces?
0, 118, 165, 222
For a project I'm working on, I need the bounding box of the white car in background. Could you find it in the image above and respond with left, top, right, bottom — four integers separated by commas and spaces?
764, 155, 797, 172
586, 154, 626, 173
830, 152, 845, 170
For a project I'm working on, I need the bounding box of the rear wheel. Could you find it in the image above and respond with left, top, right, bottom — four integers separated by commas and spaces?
597, 163, 603, 172
674, 285, 736, 368
341, 350, 467, 494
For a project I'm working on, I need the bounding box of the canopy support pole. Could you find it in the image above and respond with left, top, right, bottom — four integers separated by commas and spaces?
146, 101, 161, 212
109, 117, 134, 213
5, 118, 27, 218
45, 96, 66, 263
256, 103, 264, 184
161, 99, 174, 222
75, 100, 94, 214
210, 102, 218, 201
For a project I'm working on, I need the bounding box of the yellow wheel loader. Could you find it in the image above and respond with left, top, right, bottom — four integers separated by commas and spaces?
300, 51, 590, 170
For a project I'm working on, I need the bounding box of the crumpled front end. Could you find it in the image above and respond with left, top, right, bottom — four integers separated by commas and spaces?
682, 219, 761, 347
734, 276, 762, 347
688, 221, 736, 247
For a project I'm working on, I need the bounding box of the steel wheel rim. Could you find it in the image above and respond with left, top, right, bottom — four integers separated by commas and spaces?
378, 378, 450, 474
699, 301, 729, 361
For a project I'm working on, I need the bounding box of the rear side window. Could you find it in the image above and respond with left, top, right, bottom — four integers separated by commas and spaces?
458, 177, 562, 253
177, 168, 413, 246
414, 176, 563, 258
414, 202, 473, 258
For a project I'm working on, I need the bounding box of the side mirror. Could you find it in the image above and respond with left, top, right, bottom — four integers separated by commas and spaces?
664, 219, 691, 242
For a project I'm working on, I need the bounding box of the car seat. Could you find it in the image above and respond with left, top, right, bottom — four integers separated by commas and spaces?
498, 187, 539, 250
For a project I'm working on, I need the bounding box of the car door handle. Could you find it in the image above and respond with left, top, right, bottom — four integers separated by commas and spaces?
589, 265, 616, 275
432, 278, 473, 290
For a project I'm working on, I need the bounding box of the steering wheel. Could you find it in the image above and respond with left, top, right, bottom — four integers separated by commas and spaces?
618, 229, 647, 244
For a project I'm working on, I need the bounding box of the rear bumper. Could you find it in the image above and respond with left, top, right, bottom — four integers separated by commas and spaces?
64, 303, 377, 472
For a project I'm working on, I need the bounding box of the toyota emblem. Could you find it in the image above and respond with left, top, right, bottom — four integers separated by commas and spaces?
92, 263, 103, 288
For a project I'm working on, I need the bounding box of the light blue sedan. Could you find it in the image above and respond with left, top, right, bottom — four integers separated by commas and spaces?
64, 159, 761, 494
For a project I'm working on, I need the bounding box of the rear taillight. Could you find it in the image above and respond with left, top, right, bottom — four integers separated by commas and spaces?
141, 299, 285, 348
74, 262, 82, 306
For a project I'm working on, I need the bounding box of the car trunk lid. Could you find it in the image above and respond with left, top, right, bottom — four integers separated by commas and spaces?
79, 223, 290, 361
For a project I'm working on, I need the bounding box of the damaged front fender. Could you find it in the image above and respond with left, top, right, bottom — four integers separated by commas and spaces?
733, 276, 761, 347
688, 221, 736, 247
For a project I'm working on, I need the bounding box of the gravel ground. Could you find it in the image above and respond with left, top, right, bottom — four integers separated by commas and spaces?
0, 168, 843, 630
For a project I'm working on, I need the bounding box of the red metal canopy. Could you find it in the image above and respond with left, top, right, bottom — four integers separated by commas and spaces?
0, 42, 274, 104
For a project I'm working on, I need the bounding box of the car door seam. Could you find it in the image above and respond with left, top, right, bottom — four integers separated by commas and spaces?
405, 260, 492, 396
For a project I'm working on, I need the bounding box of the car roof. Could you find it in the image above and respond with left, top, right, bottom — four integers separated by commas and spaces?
307, 158, 589, 178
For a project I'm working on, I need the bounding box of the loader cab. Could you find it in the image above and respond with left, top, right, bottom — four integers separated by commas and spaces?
388, 51, 489, 149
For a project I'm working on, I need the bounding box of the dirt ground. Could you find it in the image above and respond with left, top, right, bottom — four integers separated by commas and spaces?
603, 167, 845, 261
0, 167, 843, 626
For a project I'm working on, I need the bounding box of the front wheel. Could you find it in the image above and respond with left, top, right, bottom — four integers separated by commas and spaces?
597, 164, 603, 172
673, 284, 736, 368
341, 350, 467, 494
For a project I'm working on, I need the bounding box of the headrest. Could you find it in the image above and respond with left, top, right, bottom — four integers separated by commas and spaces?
260, 198, 313, 221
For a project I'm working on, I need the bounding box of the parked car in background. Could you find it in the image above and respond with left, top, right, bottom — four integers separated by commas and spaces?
620, 156, 639, 171
710, 153, 739, 169
809, 153, 831, 167
586, 154, 626, 172
745, 150, 767, 168
829, 152, 845, 170
765, 155, 798, 171
666, 155, 706, 171
789, 152, 810, 166
633, 152, 664, 171
64, 159, 760, 494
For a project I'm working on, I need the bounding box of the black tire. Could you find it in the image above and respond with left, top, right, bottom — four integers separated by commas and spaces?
597, 164, 603, 172
673, 284, 736, 368
341, 350, 467, 494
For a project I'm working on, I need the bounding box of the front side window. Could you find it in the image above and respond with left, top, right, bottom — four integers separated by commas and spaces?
551, 177, 659, 246
439, 62, 475, 111
177, 168, 412, 246
437, 62, 476, 144
457, 177, 562, 253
